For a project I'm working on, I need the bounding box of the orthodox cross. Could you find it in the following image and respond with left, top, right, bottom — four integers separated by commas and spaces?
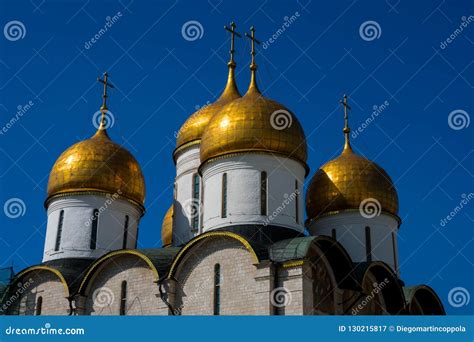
224, 22, 241, 64
245, 26, 261, 67
97, 72, 114, 111
340, 94, 351, 134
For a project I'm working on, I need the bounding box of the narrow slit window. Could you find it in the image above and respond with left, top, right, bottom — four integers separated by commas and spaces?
260, 171, 267, 216
192, 173, 200, 230
55, 210, 64, 251
295, 180, 299, 223
90, 209, 99, 250
213, 264, 221, 315
119, 280, 127, 315
365, 226, 372, 262
392, 232, 398, 272
35, 296, 42, 316
221, 173, 227, 218
122, 215, 129, 249
331, 228, 337, 240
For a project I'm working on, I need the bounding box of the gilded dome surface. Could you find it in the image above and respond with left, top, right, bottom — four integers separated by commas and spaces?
200, 74, 307, 166
47, 128, 146, 207
161, 205, 173, 247
306, 143, 398, 220
175, 65, 241, 154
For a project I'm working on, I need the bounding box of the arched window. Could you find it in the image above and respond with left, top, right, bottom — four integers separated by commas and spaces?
90, 209, 99, 250
122, 215, 129, 249
119, 280, 127, 315
55, 210, 64, 251
365, 226, 372, 262
260, 171, 267, 216
192, 173, 200, 231
295, 180, 299, 223
221, 173, 227, 218
35, 296, 43, 316
213, 264, 221, 315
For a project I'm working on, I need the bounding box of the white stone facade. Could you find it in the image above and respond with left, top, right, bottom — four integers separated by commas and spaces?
43, 195, 142, 262
307, 211, 400, 274
200, 154, 305, 233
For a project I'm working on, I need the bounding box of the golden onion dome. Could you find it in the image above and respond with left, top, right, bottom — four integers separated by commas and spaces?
161, 205, 173, 247
46, 127, 146, 208
174, 62, 241, 158
306, 97, 398, 221
200, 65, 307, 167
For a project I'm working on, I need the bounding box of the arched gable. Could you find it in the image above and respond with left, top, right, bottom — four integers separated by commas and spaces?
404, 285, 445, 315
15, 265, 69, 297
168, 231, 260, 279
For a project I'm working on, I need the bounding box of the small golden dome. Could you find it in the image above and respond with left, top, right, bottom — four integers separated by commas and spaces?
161, 205, 173, 247
306, 136, 398, 221
46, 128, 146, 208
200, 69, 307, 166
175, 64, 241, 156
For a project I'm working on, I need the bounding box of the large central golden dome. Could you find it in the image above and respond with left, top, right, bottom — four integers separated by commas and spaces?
306, 134, 398, 221
46, 127, 146, 208
200, 68, 307, 167
174, 63, 241, 158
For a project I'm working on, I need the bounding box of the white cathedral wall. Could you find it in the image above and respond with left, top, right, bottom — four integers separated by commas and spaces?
308, 211, 400, 274
173, 237, 259, 315
6, 271, 70, 315
201, 154, 306, 232
81, 255, 168, 315
43, 195, 142, 262
173, 145, 201, 245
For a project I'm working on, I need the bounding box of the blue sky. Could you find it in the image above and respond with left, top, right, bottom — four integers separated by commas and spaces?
0, 0, 472, 314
